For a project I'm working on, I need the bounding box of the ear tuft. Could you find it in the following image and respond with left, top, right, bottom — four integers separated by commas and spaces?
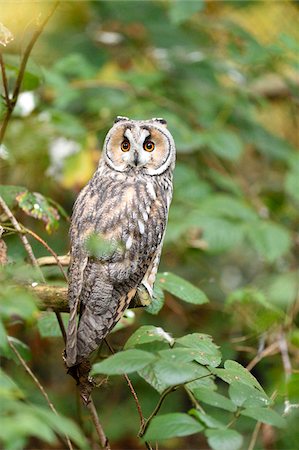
152, 117, 167, 127
114, 116, 129, 124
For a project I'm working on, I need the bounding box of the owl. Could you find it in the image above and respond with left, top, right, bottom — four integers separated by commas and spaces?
65, 116, 176, 374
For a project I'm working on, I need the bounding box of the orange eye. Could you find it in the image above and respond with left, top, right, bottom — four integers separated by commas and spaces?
143, 140, 155, 152
121, 140, 130, 152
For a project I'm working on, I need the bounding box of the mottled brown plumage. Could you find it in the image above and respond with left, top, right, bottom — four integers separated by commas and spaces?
65, 117, 175, 376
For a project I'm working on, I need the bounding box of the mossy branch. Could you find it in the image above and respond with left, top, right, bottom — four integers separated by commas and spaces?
29, 284, 146, 312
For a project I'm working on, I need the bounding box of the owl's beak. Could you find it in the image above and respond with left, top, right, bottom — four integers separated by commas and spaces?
133, 151, 139, 166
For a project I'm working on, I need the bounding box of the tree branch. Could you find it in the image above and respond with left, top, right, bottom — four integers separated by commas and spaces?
29, 283, 147, 312
0, 1, 59, 144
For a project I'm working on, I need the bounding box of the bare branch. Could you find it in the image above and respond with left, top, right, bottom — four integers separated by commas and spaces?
29, 283, 147, 312
246, 342, 279, 372
86, 399, 111, 450
37, 254, 70, 267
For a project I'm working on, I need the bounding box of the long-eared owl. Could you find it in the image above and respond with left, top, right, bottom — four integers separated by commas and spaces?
65, 117, 176, 368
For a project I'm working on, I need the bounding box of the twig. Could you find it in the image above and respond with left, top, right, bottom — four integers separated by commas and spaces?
22, 227, 68, 282
104, 339, 146, 429
0, 53, 10, 106
246, 342, 279, 372
105, 339, 153, 449
86, 399, 111, 450
0, 1, 60, 144
278, 331, 293, 415
8, 338, 74, 450
138, 386, 176, 438
247, 421, 262, 450
0, 195, 44, 279
36, 254, 70, 267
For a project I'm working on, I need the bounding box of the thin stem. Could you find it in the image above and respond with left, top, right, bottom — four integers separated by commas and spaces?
105, 339, 146, 428
8, 338, 74, 450
184, 386, 205, 413
246, 342, 279, 372
247, 421, 262, 450
86, 399, 111, 450
279, 331, 292, 415
139, 386, 176, 438
0, 195, 44, 279
0, 2, 60, 144
22, 226, 68, 282
0, 53, 10, 106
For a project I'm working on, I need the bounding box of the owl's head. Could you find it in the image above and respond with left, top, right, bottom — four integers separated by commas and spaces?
102, 117, 176, 175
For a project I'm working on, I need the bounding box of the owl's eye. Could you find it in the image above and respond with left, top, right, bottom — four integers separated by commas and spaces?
143, 140, 155, 152
121, 140, 130, 152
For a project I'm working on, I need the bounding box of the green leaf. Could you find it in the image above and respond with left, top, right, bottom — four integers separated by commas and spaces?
176, 333, 221, 367
139, 359, 210, 394
168, 0, 204, 24
157, 272, 209, 305
145, 283, 165, 315
265, 272, 298, 309
0, 185, 27, 209
16, 191, 60, 233
241, 407, 286, 428
91, 349, 156, 375
246, 221, 291, 263
229, 381, 270, 408
124, 325, 174, 350
205, 429, 243, 450
0, 318, 9, 354
32, 406, 89, 449
205, 130, 244, 161
193, 386, 236, 412
226, 288, 284, 332
0, 369, 24, 399
189, 214, 245, 253
285, 170, 299, 203
37, 312, 69, 338
199, 194, 258, 222
213, 360, 264, 392
0, 287, 38, 323
85, 233, 124, 260
189, 409, 225, 429
144, 413, 203, 441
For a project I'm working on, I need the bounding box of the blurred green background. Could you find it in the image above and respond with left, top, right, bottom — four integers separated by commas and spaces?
1, 1, 299, 449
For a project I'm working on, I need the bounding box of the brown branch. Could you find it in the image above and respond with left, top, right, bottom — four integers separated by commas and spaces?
29, 283, 147, 312
0, 1, 59, 144
246, 342, 279, 372
86, 399, 111, 450
36, 254, 70, 267
8, 338, 74, 450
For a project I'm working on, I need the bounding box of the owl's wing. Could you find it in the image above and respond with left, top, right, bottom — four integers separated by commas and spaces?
133, 241, 164, 307
65, 254, 88, 366
71, 258, 137, 365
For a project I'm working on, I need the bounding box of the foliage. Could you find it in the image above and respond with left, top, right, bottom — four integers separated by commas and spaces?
1, 0, 298, 449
